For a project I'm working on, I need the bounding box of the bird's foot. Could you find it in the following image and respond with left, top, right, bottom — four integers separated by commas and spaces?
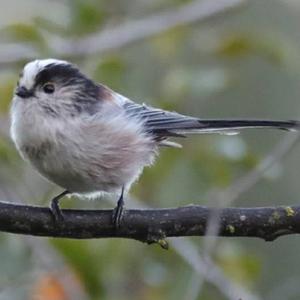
112, 187, 125, 229
49, 190, 69, 223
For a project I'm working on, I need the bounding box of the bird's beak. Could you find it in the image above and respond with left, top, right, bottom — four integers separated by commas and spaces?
15, 86, 33, 98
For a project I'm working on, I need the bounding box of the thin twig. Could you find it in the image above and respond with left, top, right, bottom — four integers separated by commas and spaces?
203, 133, 300, 253
172, 239, 260, 300
196, 133, 300, 299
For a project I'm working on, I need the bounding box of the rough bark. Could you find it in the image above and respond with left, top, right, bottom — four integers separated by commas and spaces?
0, 201, 299, 246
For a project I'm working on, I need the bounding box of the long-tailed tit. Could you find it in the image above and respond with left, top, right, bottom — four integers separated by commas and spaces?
10, 59, 300, 226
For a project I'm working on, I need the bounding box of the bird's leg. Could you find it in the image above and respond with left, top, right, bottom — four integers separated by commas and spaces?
50, 190, 69, 222
112, 186, 125, 228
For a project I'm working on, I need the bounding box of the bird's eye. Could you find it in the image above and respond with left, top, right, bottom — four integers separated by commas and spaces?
42, 83, 55, 94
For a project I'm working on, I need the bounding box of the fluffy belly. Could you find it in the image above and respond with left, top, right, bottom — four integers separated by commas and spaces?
21, 136, 156, 194
15, 110, 157, 195
41, 166, 123, 194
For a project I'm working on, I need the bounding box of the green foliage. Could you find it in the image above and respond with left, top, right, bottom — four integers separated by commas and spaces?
52, 239, 104, 297
0, 78, 15, 113
217, 33, 286, 65
0, 140, 16, 163
151, 27, 187, 61
216, 242, 261, 287
33, 17, 68, 36
69, 0, 105, 35
93, 56, 126, 89
1, 24, 47, 51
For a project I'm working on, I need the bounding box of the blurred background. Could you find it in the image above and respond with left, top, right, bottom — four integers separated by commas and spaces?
0, 0, 300, 299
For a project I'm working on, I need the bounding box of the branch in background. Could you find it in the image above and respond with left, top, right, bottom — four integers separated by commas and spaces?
197, 133, 300, 300
0, 202, 299, 243
0, 0, 247, 66
172, 239, 261, 300
55, 0, 247, 56
203, 133, 300, 251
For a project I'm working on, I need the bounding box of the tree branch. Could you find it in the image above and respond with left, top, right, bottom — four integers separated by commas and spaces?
54, 0, 247, 56
0, 201, 299, 244
0, 0, 247, 66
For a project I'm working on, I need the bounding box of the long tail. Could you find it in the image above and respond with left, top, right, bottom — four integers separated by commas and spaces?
174, 119, 300, 135
122, 101, 300, 136
156, 119, 300, 147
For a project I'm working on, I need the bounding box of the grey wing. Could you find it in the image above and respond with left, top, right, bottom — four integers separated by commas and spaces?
123, 101, 198, 140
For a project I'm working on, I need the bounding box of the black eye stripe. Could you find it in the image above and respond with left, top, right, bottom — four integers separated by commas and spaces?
34, 63, 81, 87
31, 62, 101, 112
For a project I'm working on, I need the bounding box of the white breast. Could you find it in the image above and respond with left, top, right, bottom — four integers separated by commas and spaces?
11, 99, 157, 195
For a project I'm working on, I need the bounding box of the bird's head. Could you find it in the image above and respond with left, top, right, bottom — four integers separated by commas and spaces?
13, 59, 101, 117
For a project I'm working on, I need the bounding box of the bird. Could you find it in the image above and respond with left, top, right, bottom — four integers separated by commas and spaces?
10, 58, 300, 226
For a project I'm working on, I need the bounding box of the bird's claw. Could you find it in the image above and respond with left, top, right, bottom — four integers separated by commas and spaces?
49, 190, 69, 223
112, 187, 125, 229
50, 198, 64, 222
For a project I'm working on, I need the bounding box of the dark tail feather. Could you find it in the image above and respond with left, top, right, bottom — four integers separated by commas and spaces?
170, 119, 300, 135
198, 119, 299, 131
